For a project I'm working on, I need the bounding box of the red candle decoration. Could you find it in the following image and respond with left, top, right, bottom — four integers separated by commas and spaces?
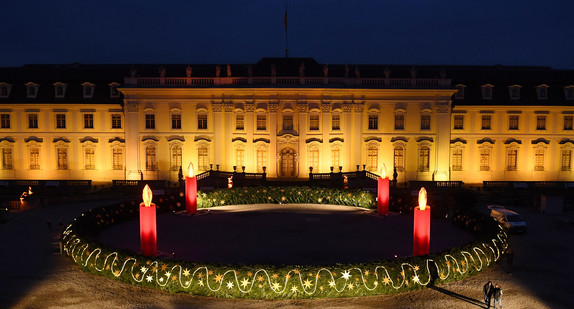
413, 187, 430, 256
185, 162, 198, 215
377, 163, 389, 215
140, 184, 157, 256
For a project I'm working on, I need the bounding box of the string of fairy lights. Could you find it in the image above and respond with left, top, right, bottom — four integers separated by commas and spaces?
61, 212, 508, 299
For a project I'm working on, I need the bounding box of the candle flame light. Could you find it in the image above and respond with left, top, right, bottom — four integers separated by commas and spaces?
142, 184, 153, 207
380, 163, 387, 179
188, 162, 195, 177
419, 187, 427, 210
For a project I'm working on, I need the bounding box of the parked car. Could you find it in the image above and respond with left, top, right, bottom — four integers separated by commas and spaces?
490, 207, 527, 233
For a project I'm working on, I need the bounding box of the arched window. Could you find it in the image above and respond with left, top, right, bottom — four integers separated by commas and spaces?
367, 144, 378, 172
171, 144, 182, 171
145, 145, 157, 171
393, 145, 405, 171
308, 146, 319, 172
197, 144, 209, 171
418, 145, 430, 172
235, 145, 245, 172
256, 145, 267, 173
331, 144, 341, 172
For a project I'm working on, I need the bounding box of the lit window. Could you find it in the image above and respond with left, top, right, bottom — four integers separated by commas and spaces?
420, 114, 430, 130
198, 145, 209, 171
507, 148, 518, 171
394, 146, 405, 171
2, 148, 13, 169
172, 114, 181, 130
29, 147, 40, 169
480, 148, 491, 171
419, 146, 430, 172
534, 148, 544, 171
28, 114, 38, 129
481, 115, 492, 130
198, 114, 207, 129
453, 115, 464, 130
171, 144, 182, 171
283, 114, 293, 131
368, 114, 378, 130
112, 148, 123, 170
309, 114, 319, 131
256, 146, 267, 173
235, 114, 244, 130
145, 114, 155, 129
536, 116, 546, 130
452, 148, 462, 171
395, 114, 404, 130
0, 114, 10, 129
256, 114, 266, 130
111, 114, 122, 129
57, 148, 68, 170
509, 115, 519, 130
561, 150, 572, 171
332, 146, 341, 172
145, 145, 157, 171
84, 148, 95, 170
331, 114, 340, 130
564, 115, 573, 130
235, 147, 244, 172
56, 114, 66, 129
308, 146, 319, 172
367, 145, 378, 172
84, 114, 94, 129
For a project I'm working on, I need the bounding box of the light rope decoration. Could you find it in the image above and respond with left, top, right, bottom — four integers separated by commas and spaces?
62, 210, 508, 299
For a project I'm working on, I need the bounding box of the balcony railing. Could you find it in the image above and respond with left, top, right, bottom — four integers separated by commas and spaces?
125, 76, 451, 88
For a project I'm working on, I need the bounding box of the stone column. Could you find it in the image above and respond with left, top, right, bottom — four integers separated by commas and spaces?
434, 101, 452, 181
124, 100, 141, 180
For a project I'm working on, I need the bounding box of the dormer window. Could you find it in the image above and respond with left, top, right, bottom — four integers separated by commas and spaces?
508, 85, 521, 100
82, 82, 95, 98
109, 82, 120, 98
26, 82, 39, 98
481, 84, 493, 100
0, 83, 12, 98
53, 82, 67, 98
454, 84, 466, 100
536, 84, 549, 100
564, 86, 574, 100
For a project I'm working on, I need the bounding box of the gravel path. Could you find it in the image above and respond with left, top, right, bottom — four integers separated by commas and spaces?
1, 200, 572, 308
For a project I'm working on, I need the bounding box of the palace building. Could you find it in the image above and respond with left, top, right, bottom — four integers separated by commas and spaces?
1, 58, 573, 185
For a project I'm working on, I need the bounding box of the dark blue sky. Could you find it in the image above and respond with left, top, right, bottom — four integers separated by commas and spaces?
2, 0, 574, 68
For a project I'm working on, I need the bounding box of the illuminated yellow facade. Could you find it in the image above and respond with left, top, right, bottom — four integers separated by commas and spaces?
1, 60, 573, 185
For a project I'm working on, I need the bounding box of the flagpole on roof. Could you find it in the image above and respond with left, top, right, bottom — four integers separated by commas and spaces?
284, 0, 289, 59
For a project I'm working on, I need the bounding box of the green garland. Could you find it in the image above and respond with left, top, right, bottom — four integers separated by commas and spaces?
62, 187, 507, 299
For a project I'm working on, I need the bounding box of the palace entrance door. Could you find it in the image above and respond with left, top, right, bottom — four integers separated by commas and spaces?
280, 148, 295, 177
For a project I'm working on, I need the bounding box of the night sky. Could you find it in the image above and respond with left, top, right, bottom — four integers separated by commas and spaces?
2, 0, 574, 68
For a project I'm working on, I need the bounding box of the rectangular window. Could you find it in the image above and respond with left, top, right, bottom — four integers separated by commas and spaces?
481, 115, 492, 130
452, 148, 462, 171
235, 114, 244, 130
331, 114, 340, 130
257, 147, 267, 173
507, 149, 518, 171
309, 115, 319, 130
480, 148, 490, 171
283, 114, 293, 130
453, 115, 464, 130
197, 114, 207, 129
256, 115, 267, 130
145, 114, 155, 129
2, 148, 12, 169
235, 148, 244, 172
84, 148, 95, 170
564, 115, 573, 130
57, 148, 68, 170
112, 148, 123, 170
394, 146, 404, 171
309, 148, 319, 172
29, 147, 40, 170
56, 114, 66, 129
562, 150, 572, 171
28, 114, 38, 129
395, 114, 404, 130
146, 146, 157, 171
111, 114, 122, 129
84, 86, 93, 97
536, 116, 546, 130
368, 115, 378, 130
420, 114, 430, 130
84, 114, 94, 129
534, 149, 544, 171
171, 114, 181, 130
419, 147, 430, 172
509, 115, 519, 130
367, 147, 378, 172
171, 145, 182, 170
332, 148, 341, 172
0, 114, 10, 128
198, 147, 209, 171
28, 86, 36, 97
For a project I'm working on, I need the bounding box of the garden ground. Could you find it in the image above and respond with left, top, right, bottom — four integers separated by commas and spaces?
1, 196, 573, 308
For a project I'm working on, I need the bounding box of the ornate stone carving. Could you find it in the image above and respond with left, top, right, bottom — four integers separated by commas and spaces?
353, 104, 364, 112
212, 102, 223, 112
224, 102, 234, 112
321, 103, 331, 113
436, 103, 450, 114
126, 102, 139, 112
268, 102, 279, 113
245, 102, 255, 112
297, 102, 307, 113
342, 104, 353, 112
